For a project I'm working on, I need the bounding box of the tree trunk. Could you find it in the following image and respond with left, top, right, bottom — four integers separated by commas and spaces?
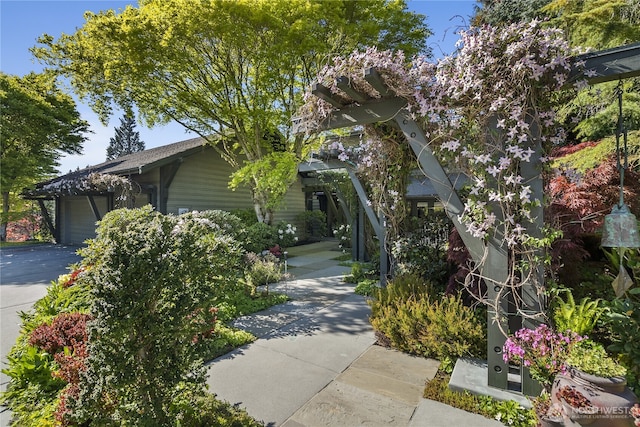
0, 191, 9, 241
254, 203, 265, 224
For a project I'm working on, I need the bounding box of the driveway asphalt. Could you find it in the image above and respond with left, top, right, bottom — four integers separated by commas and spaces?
0, 244, 82, 426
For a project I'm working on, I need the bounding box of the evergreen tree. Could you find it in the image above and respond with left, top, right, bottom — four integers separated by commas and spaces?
106, 114, 145, 160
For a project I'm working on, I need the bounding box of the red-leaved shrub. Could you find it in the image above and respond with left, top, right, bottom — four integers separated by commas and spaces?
29, 312, 92, 354
29, 312, 92, 426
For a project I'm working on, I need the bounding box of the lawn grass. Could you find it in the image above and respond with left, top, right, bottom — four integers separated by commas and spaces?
0, 240, 49, 249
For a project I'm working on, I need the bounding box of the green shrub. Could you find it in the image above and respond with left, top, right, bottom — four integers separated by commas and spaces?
418, 295, 486, 361
1, 272, 92, 427
344, 262, 376, 284
244, 221, 277, 253
169, 383, 263, 426
354, 279, 378, 296
185, 210, 248, 243
605, 295, 640, 394
371, 273, 431, 306
244, 252, 283, 287
69, 206, 244, 425
230, 208, 259, 226
196, 324, 256, 361
0, 345, 63, 426
391, 213, 451, 287
369, 275, 486, 361
566, 339, 627, 377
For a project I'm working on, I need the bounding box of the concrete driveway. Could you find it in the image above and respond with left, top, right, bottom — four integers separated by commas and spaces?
0, 244, 81, 426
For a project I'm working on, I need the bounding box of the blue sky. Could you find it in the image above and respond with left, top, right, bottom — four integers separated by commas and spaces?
1, 0, 478, 173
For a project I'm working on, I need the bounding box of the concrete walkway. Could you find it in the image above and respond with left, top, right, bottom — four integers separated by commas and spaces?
205, 240, 504, 427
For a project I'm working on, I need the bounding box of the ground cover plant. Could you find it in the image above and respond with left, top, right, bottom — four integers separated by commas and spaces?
423, 370, 536, 427
0, 207, 298, 426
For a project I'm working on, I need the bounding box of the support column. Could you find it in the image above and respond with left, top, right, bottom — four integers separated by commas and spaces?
37, 199, 56, 242
519, 115, 545, 396
346, 167, 387, 283
358, 201, 366, 262
484, 243, 510, 389
87, 195, 102, 221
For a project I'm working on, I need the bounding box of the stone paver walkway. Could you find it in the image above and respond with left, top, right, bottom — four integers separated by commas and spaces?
206, 240, 504, 426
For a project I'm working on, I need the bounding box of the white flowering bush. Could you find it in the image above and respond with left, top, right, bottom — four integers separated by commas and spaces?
276, 221, 298, 248
333, 223, 352, 250
299, 21, 592, 321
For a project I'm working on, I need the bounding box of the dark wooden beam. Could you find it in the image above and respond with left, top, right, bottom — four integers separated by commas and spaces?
87, 195, 102, 221
37, 199, 57, 242
571, 42, 640, 85
312, 83, 346, 108
336, 76, 369, 103
159, 160, 182, 214
321, 97, 408, 131
364, 68, 391, 97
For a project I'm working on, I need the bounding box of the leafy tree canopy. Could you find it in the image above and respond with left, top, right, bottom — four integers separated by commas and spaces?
33, 0, 430, 223
0, 71, 88, 240
472, 0, 552, 26
542, 0, 640, 142
106, 113, 145, 160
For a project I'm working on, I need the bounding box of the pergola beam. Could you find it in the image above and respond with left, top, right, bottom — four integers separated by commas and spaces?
336, 76, 369, 103
304, 97, 408, 132
37, 199, 57, 242
394, 111, 486, 265
570, 42, 640, 84
312, 83, 345, 108
364, 68, 392, 97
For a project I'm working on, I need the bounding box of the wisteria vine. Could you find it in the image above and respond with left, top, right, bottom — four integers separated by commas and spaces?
299, 20, 591, 324
37, 173, 139, 208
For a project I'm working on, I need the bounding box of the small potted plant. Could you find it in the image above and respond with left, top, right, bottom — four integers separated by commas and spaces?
554, 384, 597, 424
552, 339, 638, 427
503, 324, 584, 392
503, 324, 584, 426
565, 340, 627, 388
532, 393, 566, 427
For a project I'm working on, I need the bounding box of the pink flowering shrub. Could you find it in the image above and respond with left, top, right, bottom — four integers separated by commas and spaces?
503, 324, 584, 390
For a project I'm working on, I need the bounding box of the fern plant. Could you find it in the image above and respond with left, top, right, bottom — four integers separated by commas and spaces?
553, 289, 604, 335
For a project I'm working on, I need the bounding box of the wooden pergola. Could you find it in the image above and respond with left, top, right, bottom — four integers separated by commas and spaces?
297, 41, 640, 395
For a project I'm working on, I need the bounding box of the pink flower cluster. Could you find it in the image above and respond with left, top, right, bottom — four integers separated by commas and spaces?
503, 324, 584, 389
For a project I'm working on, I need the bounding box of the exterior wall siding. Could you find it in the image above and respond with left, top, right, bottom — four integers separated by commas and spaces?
273, 177, 306, 224
166, 150, 254, 214
60, 196, 108, 245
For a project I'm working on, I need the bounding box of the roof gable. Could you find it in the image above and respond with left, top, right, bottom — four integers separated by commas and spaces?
26, 137, 209, 197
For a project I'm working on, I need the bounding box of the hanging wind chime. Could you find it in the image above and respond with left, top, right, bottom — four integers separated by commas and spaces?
601, 81, 640, 297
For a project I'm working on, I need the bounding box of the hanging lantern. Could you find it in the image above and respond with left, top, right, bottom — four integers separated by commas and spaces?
601, 203, 640, 248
